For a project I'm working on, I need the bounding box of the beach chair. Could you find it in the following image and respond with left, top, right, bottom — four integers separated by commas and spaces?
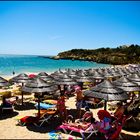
43, 99, 57, 105
57, 122, 98, 140
16, 115, 39, 126
35, 109, 57, 127
1, 106, 13, 113
1, 102, 14, 113
16, 109, 57, 127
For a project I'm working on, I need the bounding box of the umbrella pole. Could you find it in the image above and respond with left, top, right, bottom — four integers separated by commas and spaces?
21, 91, 24, 105
104, 100, 107, 110
21, 83, 24, 105
58, 85, 61, 90
38, 94, 41, 118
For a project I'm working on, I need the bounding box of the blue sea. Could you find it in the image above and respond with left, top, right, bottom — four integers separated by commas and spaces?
0, 54, 110, 76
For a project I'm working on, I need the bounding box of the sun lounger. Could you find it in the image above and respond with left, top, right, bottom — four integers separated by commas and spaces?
43, 99, 57, 105
2, 106, 13, 113
57, 123, 98, 140
16, 116, 39, 126
34, 109, 57, 127
1, 102, 14, 113
16, 109, 57, 127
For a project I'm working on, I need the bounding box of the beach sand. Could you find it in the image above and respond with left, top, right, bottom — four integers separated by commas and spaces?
0, 95, 139, 139
0, 95, 82, 139
0, 71, 140, 139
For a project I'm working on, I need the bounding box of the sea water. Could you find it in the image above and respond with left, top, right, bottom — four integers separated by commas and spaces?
0, 54, 109, 76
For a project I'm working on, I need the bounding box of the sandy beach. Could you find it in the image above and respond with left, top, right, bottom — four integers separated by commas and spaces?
0, 70, 140, 140
0, 95, 81, 139
0, 93, 140, 139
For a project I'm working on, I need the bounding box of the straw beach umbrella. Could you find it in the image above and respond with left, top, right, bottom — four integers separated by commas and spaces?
113, 76, 140, 101
65, 69, 77, 78
0, 77, 11, 87
76, 73, 94, 83
113, 76, 140, 92
127, 74, 140, 97
51, 70, 64, 77
0, 77, 11, 104
117, 69, 128, 76
102, 70, 114, 79
127, 73, 140, 82
37, 72, 54, 83
10, 73, 29, 84
109, 70, 121, 78
9, 73, 31, 105
74, 72, 94, 89
66, 68, 76, 74
88, 70, 104, 86
84, 80, 128, 110
97, 68, 104, 74
91, 70, 104, 80
55, 74, 77, 85
38, 72, 48, 77
39, 75, 54, 83
22, 77, 58, 118
54, 74, 78, 92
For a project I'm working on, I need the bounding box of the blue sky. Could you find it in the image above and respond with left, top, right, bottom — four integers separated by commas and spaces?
0, 1, 140, 55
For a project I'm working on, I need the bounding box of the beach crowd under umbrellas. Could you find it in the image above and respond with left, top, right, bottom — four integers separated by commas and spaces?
0, 64, 140, 139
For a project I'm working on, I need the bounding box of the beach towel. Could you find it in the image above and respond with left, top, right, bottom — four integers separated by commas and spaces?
35, 103, 56, 110
48, 130, 62, 140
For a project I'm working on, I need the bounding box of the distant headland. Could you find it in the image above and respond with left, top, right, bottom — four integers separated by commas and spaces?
48, 44, 140, 65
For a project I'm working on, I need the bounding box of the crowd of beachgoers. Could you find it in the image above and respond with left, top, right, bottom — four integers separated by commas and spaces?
0, 64, 140, 139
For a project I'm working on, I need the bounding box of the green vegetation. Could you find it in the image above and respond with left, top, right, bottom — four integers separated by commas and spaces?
55, 44, 140, 65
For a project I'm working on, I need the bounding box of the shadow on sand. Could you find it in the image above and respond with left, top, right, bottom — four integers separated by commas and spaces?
14, 102, 35, 111
26, 116, 106, 140
26, 117, 62, 133
123, 117, 140, 132
19, 108, 140, 140
0, 111, 19, 120
67, 108, 86, 120
121, 133, 140, 140
25, 109, 85, 134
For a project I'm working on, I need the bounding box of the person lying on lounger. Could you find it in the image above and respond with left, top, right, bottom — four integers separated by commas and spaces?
63, 117, 98, 130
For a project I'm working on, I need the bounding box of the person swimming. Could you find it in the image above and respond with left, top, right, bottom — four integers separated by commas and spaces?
12, 71, 15, 75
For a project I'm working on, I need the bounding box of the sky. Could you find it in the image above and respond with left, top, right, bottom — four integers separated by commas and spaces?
0, 1, 140, 56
